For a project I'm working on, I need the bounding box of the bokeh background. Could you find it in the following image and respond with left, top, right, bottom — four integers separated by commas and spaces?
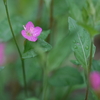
0, 0, 100, 100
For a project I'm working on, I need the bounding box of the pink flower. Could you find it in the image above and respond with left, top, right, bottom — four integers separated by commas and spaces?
21, 21, 42, 42
89, 71, 100, 91
0, 43, 6, 66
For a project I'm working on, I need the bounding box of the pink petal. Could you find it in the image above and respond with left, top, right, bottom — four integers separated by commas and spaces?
89, 71, 100, 91
0, 43, 6, 66
27, 36, 38, 42
25, 22, 34, 31
33, 26, 42, 37
21, 30, 28, 39
21, 30, 37, 42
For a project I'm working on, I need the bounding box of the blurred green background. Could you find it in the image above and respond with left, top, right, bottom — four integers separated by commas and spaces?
0, 0, 100, 100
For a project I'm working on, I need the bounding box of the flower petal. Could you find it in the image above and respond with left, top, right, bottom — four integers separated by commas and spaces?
0, 43, 6, 66
21, 30, 37, 42
27, 36, 38, 42
89, 71, 100, 90
33, 26, 42, 37
21, 30, 28, 39
25, 21, 34, 31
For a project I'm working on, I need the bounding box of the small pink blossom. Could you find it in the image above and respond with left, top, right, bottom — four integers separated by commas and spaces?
21, 21, 42, 42
0, 43, 6, 66
89, 71, 100, 91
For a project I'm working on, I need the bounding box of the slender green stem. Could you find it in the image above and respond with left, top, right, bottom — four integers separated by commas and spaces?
85, 81, 89, 100
3, 0, 28, 97
84, 41, 93, 100
42, 66, 48, 100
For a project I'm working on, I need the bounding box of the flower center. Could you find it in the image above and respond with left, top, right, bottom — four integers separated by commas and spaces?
26, 32, 32, 36
26, 27, 34, 36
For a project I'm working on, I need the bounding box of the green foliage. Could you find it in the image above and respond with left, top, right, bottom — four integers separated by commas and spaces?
54, 0, 68, 17
70, 60, 81, 66
0, 16, 25, 42
0, 67, 5, 71
68, 91, 94, 100
92, 60, 100, 72
79, 23, 98, 36
49, 66, 84, 86
0, 0, 100, 99
16, 58, 42, 86
68, 3, 83, 22
22, 30, 52, 59
47, 34, 73, 72
38, 30, 50, 40
3, 0, 7, 4
44, 0, 51, 10
25, 97, 39, 100
23, 39, 52, 59
68, 17, 95, 68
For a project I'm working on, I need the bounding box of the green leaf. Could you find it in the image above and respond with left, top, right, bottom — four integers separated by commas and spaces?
38, 39, 52, 51
0, 16, 25, 42
69, 3, 83, 22
68, 17, 93, 67
49, 66, 84, 87
38, 30, 50, 40
22, 39, 52, 59
70, 60, 81, 65
79, 23, 98, 37
47, 33, 75, 72
66, 0, 85, 9
22, 50, 36, 59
